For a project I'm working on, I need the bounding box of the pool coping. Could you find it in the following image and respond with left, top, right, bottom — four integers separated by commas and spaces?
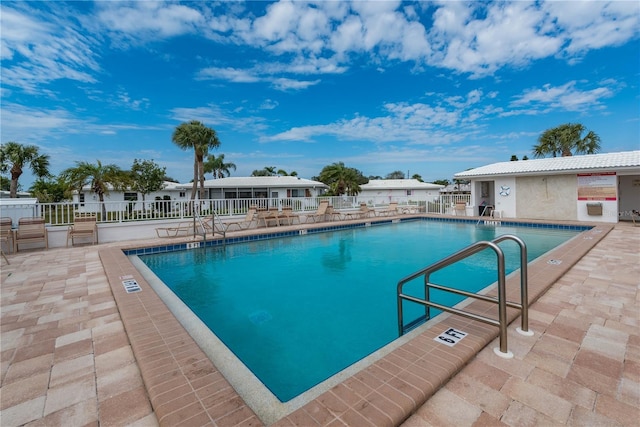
98, 215, 613, 426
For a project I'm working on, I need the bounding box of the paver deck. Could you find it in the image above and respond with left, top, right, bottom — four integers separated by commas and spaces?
1, 218, 638, 426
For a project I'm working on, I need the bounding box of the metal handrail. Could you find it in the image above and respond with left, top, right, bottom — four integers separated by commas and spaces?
210, 210, 227, 245
397, 234, 530, 357
476, 205, 494, 225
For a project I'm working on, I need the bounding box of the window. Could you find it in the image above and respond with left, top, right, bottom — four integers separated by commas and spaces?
406, 190, 412, 196
224, 191, 238, 199
179, 191, 186, 198
124, 192, 138, 201
253, 189, 267, 198
79, 193, 85, 206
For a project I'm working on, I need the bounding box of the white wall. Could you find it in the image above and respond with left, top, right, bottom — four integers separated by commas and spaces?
492, 177, 516, 218
618, 175, 640, 220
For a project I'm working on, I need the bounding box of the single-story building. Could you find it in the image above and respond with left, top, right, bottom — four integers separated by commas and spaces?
72, 176, 328, 212
184, 176, 328, 200
453, 150, 640, 223
358, 179, 444, 205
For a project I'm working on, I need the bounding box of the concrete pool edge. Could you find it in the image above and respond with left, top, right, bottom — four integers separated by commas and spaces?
98, 219, 613, 426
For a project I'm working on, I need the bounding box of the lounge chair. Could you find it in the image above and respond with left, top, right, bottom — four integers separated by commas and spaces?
155, 221, 196, 237
224, 207, 257, 231
305, 200, 330, 223
1, 217, 13, 263
325, 206, 343, 221
14, 217, 48, 252
257, 207, 284, 227
375, 202, 399, 217
454, 201, 467, 216
342, 202, 375, 220
279, 206, 299, 226
358, 202, 375, 218
66, 215, 98, 247
632, 210, 640, 227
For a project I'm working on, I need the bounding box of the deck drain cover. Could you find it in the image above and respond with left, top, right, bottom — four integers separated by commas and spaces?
547, 259, 562, 265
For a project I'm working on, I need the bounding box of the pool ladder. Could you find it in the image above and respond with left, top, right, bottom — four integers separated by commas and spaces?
397, 234, 532, 358
192, 206, 226, 246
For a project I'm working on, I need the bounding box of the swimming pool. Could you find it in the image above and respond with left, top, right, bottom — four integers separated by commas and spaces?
136, 219, 584, 404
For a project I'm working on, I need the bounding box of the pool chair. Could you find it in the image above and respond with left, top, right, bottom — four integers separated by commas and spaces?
14, 217, 48, 252
305, 200, 330, 223
1, 217, 13, 263
66, 215, 98, 247
325, 205, 343, 221
375, 202, 399, 217
257, 208, 282, 227
358, 202, 375, 218
279, 206, 300, 226
155, 221, 195, 237
454, 201, 467, 216
224, 207, 258, 231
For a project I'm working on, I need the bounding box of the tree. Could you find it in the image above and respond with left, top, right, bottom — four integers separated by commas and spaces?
433, 179, 450, 186
172, 120, 220, 199
318, 162, 365, 196
131, 159, 166, 213
29, 177, 68, 203
60, 160, 130, 219
204, 154, 236, 179
0, 142, 50, 198
411, 174, 423, 182
510, 155, 519, 161
1, 176, 11, 191
251, 166, 277, 176
385, 170, 405, 179
533, 123, 601, 158
277, 169, 298, 177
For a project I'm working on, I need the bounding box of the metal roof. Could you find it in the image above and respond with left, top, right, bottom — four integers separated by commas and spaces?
360, 179, 443, 190
454, 151, 640, 178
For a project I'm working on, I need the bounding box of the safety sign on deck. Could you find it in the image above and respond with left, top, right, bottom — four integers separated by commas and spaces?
122, 279, 142, 293
434, 327, 467, 347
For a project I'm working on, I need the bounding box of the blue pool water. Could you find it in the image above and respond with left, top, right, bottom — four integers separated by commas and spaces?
139, 220, 582, 402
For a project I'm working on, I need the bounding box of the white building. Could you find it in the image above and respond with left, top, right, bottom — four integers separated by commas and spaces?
73, 176, 328, 212
358, 179, 444, 205
453, 151, 640, 223
186, 176, 328, 200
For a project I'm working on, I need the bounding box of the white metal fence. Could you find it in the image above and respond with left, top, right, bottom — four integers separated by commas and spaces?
0, 194, 471, 226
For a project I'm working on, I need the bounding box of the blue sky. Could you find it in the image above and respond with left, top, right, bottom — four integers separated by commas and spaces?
2, 1, 639, 187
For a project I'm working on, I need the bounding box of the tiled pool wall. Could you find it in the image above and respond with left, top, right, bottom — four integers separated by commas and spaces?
123, 216, 592, 256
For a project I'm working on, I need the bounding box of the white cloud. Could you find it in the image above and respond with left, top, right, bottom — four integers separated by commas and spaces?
262, 98, 485, 146
508, 80, 617, 114
0, 3, 100, 92
429, 2, 562, 77
545, 1, 640, 54
96, 1, 204, 43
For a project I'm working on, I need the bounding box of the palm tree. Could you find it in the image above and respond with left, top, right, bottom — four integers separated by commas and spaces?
318, 162, 363, 196
533, 123, 601, 158
204, 154, 236, 179
172, 120, 220, 199
277, 169, 298, 177
60, 160, 130, 219
251, 166, 277, 176
0, 142, 50, 198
